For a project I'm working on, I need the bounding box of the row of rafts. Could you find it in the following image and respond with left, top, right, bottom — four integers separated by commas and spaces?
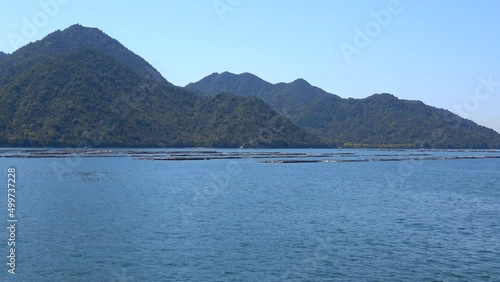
0, 149, 499, 163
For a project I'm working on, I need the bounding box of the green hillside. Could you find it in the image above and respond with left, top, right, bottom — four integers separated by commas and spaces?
187, 72, 500, 149
0, 25, 326, 148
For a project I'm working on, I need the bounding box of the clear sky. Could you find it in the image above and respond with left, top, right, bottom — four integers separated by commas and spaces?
1, 0, 499, 132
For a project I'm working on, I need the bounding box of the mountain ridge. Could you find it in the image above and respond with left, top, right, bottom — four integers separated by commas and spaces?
187, 72, 500, 148
187, 71, 341, 118
0, 24, 167, 85
0, 25, 326, 148
2, 24, 498, 149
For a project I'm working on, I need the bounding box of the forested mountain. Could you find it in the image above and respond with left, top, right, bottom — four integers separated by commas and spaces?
0, 25, 324, 148
0, 52, 7, 62
187, 72, 340, 117
192, 93, 323, 148
0, 24, 165, 85
188, 72, 500, 148
3, 24, 498, 149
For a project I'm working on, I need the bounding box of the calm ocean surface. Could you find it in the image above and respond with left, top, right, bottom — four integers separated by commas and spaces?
1, 149, 499, 281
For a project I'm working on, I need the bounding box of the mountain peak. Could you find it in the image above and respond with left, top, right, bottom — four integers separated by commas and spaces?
217, 71, 262, 81
291, 78, 311, 86
240, 72, 260, 78
367, 93, 398, 100
219, 71, 237, 78
2, 24, 167, 84
66, 23, 88, 30
41, 24, 110, 46
60, 24, 109, 39
188, 72, 500, 148
0, 25, 322, 148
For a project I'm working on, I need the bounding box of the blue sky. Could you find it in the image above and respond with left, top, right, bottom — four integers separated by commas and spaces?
1, 0, 499, 132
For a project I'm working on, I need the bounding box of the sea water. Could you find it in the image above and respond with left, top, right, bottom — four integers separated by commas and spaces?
1, 149, 499, 281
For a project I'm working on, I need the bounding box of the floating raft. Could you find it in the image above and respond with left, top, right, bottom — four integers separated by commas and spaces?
0, 149, 499, 164
259, 155, 500, 164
